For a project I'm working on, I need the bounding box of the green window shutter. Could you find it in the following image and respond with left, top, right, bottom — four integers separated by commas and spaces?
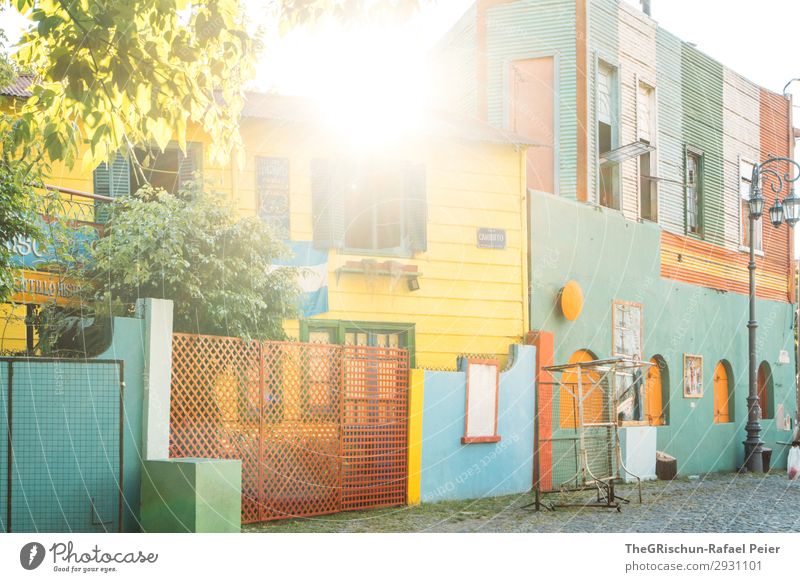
109, 152, 130, 197
404, 162, 427, 252
93, 160, 110, 224
177, 142, 203, 190
93, 161, 110, 197
310, 159, 344, 249
93, 152, 129, 224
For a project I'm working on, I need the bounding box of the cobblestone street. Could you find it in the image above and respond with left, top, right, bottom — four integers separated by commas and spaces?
248, 472, 800, 533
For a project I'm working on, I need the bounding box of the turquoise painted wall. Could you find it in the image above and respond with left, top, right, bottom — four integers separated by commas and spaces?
420, 344, 536, 502
98, 316, 146, 532
529, 190, 796, 475
486, 0, 577, 198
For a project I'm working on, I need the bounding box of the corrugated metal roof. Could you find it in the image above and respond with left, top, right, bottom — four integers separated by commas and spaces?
0, 74, 35, 97
0, 76, 539, 147
241, 92, 542, 147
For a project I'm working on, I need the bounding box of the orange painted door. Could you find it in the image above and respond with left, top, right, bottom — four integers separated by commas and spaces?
560, 350, 602, 429
713, 363, 730, 423
509, 57, 555, 194
645, 359, 663, 426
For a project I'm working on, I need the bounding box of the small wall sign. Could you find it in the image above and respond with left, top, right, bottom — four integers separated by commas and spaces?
477, 228, 506, 249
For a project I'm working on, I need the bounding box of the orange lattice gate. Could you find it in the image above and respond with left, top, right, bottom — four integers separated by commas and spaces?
169, 334, 409, 523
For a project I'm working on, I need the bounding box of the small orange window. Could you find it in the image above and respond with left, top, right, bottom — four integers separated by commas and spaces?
713, 362, 730, 424
560, 350, 603, 429
645, 358, 664, 426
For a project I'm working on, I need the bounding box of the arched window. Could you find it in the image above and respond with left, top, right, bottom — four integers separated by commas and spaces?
713, 360, 734, 424
560, 349, 602, 429
758, 362, 773, 420
645, 355, 669, 426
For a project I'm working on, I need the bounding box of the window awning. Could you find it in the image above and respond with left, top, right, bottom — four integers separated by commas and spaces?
599, 140, 655, 167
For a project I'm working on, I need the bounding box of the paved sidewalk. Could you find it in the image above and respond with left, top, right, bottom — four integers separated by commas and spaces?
246, 472, 800, 533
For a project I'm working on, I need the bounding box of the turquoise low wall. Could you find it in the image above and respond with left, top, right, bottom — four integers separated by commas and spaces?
420, 344, 536, 502
98, 315, 146, 532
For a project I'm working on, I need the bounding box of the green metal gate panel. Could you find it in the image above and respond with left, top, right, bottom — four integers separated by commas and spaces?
2, 359, 123, 533
0, 363, 7, 532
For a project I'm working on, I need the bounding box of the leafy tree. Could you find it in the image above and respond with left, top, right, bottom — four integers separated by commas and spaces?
0, 0, 424, 331
82, 184, 301, 340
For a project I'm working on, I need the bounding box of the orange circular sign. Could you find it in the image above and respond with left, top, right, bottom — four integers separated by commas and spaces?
560, 280, 584, 321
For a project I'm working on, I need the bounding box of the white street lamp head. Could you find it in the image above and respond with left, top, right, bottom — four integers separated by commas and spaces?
782, 188, 800, 227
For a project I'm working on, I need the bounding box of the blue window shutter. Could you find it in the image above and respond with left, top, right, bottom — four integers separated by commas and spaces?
405, 162, 427, 252
311, 159, 344, 249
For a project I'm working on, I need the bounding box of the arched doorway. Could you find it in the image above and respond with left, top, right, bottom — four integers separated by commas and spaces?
713, 360, 733, 424
645, 356, 668, 426
758, 362, 773, 419
560, 349, 601, 429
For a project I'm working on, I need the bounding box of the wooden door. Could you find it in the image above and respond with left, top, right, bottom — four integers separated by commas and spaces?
645, 359, 663, 426
509, 57, 555, 194
713, 362, 730, 424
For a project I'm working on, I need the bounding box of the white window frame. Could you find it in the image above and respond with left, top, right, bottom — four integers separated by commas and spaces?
738, 157, 764, 256
637, 80, 658, 222
685, 146, 703, 236
461, 358, 501, 444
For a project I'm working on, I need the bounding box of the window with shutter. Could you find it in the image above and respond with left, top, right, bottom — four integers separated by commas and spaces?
257, 157, 291, 239
177, 143, 202, 189
685, 148, 703, 235
93, 152, 130, 224
310, 159, 345, 249
740, 159, 762, 252
311, 160, 427, 255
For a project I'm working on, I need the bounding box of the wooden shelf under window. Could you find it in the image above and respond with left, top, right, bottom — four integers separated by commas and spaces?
335, 260, 422, 284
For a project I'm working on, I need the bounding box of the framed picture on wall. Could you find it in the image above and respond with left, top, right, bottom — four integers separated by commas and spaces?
683, 354, 703, 398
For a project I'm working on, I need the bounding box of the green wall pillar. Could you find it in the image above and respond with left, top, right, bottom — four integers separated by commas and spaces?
141, 459, 241, 533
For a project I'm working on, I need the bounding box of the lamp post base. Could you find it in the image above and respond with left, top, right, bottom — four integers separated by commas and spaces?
743, 440, 764, 473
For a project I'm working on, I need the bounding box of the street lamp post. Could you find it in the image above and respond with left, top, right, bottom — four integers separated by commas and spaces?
745, 156, 800, 472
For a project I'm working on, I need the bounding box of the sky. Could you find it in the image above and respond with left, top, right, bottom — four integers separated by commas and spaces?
246, 0, 800, 99
2, 1, 798, 97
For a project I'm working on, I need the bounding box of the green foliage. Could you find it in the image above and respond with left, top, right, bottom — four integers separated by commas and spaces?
6, 0, 256, 170
84, 184, 301, 339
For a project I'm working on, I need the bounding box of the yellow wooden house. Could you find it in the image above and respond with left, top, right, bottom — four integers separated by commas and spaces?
2, 81, 535, 369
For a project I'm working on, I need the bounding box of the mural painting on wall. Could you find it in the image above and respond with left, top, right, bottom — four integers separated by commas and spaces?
612, 300, 644, 422
683, 354, 704, 398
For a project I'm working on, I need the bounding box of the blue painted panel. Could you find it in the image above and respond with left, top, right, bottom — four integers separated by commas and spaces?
420, 344, 535, 502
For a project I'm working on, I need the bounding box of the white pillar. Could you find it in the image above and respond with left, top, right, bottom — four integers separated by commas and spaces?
137, 298, 174, 460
